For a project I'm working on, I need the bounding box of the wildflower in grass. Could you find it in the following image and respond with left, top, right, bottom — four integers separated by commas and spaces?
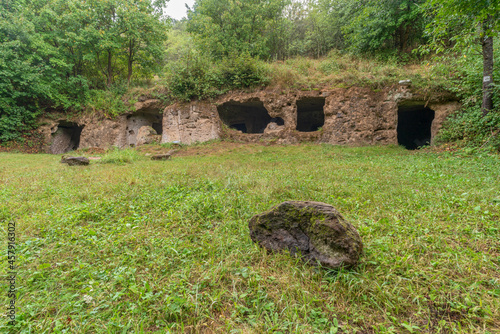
83, 295, 93, 304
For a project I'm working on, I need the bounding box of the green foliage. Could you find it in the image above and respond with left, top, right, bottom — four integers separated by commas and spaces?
423, 0, 500, 55
437, 105, 500, 152
0, 8, 48, 141
0, 0, 168, 142
163, 53, 270, 101
342, 0, 427, 54
86, 88, 131, 118
162, 51, 216, 101
431, 37, 500, 150
187, 0, 289, 59
0, 41, 44, 141
216, 54, 270, 89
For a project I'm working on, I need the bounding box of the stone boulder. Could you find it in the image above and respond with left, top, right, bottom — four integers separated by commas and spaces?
151, 153, 171, 161
263, 121, 285, 135
136, 126, 161, 146
61, 156, 90, 166
248, 201, 363, 269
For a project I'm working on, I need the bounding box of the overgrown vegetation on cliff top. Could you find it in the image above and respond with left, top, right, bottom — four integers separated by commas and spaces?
1, 144, 499, 332
160, 50, 446, 101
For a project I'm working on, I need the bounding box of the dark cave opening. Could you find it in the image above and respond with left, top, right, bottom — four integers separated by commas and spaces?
50, 122, 84, 154
296, 97, 325, 132
217, 100, 273, 134
230, 123, 248, 132
152, 122, 163, 135
271, 117, 285, 126
397, 105, 435, 150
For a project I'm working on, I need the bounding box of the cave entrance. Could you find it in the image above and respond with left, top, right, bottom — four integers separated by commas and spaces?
126, 113, 163, 146
397, 105, 435, 150
296, 97, 325, 132
217, 100, 273, 133
50, 121, 84, 154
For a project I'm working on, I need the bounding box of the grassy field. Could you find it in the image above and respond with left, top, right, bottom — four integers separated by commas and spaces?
1, 143, 499, 333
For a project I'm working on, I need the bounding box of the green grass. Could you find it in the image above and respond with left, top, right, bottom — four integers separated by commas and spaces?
1, 143, 499, 333
97, 148, 143, 165
261, 52, 445, 93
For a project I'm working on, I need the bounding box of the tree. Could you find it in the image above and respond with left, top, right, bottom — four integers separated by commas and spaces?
0, 0, 169, 141
424, 0, 500, 115
22, 0, 169, 87
342, 0, 427, 54
187, 0, 289, 59
118, 0, 169, 84
0, 0, 57, 141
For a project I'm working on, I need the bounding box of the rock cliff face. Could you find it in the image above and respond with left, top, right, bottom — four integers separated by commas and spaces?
39, 84, 460, 153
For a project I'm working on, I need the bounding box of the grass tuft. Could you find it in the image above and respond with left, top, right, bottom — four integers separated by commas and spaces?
97, 148, 143, 165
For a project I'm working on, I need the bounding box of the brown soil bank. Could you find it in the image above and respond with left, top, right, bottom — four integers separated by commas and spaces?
37, 84, 459, 154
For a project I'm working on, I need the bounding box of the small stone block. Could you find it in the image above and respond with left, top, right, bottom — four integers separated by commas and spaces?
151, 154, 171, 161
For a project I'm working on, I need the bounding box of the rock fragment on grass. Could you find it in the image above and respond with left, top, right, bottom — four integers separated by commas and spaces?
248, 201, 363, 269
151, 154, 171, 161
60, 156, 90, 166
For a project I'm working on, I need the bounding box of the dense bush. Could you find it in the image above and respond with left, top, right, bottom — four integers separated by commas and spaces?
437, 106, 500, 152
86, 84, 136, 118
163, 53, 269, 101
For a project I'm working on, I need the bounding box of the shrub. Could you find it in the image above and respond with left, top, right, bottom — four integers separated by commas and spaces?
86, 84, 134, 118
437, 105, 500, 152
162, 52, 269, 101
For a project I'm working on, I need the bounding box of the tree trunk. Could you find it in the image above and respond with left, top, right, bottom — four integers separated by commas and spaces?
107, 50, 113, 87
481, 22, 494, 116
127, 40, 135, 85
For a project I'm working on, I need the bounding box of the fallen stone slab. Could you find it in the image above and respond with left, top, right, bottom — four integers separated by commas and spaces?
248, 201, 363, 269
151, 153, 171, 161
60, 156, 90, 166
151, 150, 177, 161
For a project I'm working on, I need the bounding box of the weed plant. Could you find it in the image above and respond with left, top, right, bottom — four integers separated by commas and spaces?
98, 148, 143, 165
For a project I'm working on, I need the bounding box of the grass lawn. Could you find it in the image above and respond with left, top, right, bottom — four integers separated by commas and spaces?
1, 143, 499, 333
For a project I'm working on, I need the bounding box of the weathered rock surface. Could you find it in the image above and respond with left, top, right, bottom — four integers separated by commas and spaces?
163, 102, 220, 145
61, 156, 90, 166
249, 201, 363, 269
151, 154, 171, 161
36, 90, 460, 154
136, 126, 161, 146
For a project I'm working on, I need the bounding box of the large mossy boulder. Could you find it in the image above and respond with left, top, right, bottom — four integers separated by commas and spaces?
248, 201, 363, 269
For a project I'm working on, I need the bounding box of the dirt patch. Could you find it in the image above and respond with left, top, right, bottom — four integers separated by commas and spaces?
136, 141, 275, 158
75, 147, 106, 155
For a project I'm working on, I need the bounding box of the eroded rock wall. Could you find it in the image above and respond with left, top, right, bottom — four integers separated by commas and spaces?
166, 85, 459, 147
162, 102, 220, 145
38, 114, 126, 153
39, 85, 460, 153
